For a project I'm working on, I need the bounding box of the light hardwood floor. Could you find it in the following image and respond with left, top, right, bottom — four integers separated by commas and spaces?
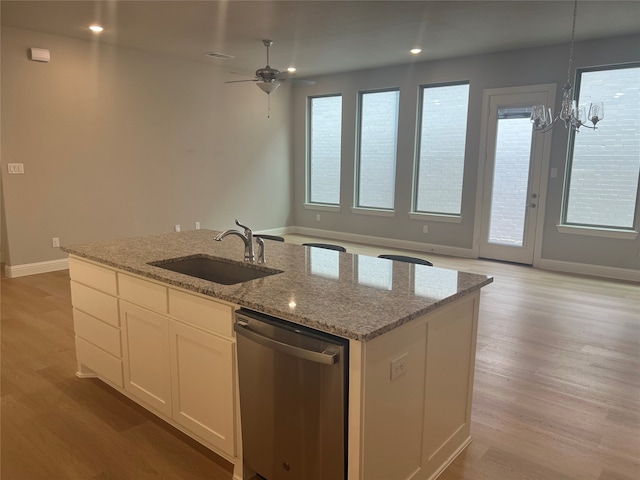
2, 235, 639, 479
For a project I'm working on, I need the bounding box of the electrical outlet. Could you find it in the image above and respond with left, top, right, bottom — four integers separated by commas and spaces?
390, 353, 408, 381
316, 214, 321, 221
195, 221, 201, 230
7, 163, 24, 174
174, 224, 181, 232
52, 237, 60, 248
423, 225, 429, 234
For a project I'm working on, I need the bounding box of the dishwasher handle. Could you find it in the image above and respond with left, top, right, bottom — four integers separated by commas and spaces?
235, 321, 339, 366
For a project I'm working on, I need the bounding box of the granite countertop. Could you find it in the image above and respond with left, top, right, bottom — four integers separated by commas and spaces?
62, 230, 493, 341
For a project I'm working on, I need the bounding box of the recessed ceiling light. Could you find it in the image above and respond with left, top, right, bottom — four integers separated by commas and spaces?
410, 48, 422, 55
89, 25, 104, 33
287, 67, 297, 73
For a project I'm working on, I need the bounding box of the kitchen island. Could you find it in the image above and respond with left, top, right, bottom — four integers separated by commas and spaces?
62, 229, 492, 480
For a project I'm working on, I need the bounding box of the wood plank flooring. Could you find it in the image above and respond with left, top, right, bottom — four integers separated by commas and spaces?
2, 235, 639, 479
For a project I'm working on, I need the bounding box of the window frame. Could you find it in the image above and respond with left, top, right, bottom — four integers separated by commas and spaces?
412, 80, 470, 219
306, 93, 343, 207
561, 62, 640, 233
354, 87, 401, 212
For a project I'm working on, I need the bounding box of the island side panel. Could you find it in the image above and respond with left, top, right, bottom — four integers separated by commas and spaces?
348, 339, 364, 480
421, 291, 479, 478
357, 291, 481, 480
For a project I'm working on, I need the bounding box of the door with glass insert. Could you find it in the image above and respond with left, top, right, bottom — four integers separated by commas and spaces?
478, 87, 553, 264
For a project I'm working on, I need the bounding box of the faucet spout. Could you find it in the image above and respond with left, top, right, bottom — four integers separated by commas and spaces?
214, 220, 255, 262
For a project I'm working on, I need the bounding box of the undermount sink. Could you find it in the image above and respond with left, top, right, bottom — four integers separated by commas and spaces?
149, 256, 282, 285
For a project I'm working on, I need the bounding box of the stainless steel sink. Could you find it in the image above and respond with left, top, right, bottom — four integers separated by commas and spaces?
149, 256, 282, 285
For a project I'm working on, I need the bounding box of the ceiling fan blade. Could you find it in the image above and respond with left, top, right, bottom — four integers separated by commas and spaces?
224, 79, 258, 84
276, 76, 316, 85
229, 70, 255, 76
274, 71, 316, 85
288, 78, 316, 85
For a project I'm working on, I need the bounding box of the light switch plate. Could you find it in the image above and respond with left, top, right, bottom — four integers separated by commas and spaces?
8, 163, 24, 174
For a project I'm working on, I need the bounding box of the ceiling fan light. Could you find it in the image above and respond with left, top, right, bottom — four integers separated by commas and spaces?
257, 81, 281, 94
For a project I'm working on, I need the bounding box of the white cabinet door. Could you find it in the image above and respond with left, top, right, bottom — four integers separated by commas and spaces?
121, 301, 172, 417
169, 320, 236, 456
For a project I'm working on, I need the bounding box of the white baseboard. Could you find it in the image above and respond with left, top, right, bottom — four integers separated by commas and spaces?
536, 258, 639, 283
290, 226, 475, 258
5, 258, 69, 278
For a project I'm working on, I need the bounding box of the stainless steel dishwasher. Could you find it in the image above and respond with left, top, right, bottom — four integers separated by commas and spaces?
234, 309, 348, 480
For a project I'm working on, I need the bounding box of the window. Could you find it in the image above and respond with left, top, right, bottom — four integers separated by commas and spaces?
308, 95, 342, 205
356, 89, 400, 210
564, 63, 640, 230
414, 82, 470, 216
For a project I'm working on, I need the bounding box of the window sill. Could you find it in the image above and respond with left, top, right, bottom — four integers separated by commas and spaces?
556, 224, 638, 240
304, 203, 341, 212
409, 212, 462, 224
351, 207, 395, 218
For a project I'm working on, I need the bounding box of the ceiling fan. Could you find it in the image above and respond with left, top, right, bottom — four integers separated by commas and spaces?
225, 39, 316, 94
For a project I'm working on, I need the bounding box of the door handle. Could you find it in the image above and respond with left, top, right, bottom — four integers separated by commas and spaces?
526, 203, 537, 208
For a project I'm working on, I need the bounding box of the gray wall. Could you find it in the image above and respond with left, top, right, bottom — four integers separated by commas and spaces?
1, 27, 293, 266
292, 34, 640, 271
2, 25, 638, 274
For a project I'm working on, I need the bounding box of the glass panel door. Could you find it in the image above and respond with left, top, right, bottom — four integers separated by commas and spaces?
487, 110, 534, 247
478, 87, 553, 265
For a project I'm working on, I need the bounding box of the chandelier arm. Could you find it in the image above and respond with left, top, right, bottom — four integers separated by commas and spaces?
533, 114, 561, 133
566, 0, 578, 85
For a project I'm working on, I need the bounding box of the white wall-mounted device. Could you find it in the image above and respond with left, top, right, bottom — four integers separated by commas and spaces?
28, 48, 50, 63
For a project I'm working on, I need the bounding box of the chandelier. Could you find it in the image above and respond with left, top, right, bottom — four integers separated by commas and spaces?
531, 0, 603, 133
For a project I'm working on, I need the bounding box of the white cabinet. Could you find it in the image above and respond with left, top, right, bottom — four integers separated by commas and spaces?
121, 300, 172, 417
68, 256, 238, 463
169, 320, 236, 455
69, 257, 123, 388
120, 296, 237, 457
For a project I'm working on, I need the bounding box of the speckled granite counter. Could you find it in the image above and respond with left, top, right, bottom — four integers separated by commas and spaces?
62, 230, 492, 341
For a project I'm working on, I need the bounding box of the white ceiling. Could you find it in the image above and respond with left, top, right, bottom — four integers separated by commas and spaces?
2, 1, 639, 79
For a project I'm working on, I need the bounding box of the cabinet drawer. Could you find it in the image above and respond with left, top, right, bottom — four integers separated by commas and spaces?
75, 336, 123, 388
69, 257, 117, 295
73, 308, 122, 357
71, 281, 119, 327
119, 274, 168, 313
168, 289, 234, 337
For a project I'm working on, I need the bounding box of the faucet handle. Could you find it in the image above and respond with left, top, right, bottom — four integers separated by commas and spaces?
235, 219, 252, 237
255, 237, 266, 264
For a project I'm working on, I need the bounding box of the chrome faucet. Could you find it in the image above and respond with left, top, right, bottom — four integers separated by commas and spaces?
214, 220, 265, 263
